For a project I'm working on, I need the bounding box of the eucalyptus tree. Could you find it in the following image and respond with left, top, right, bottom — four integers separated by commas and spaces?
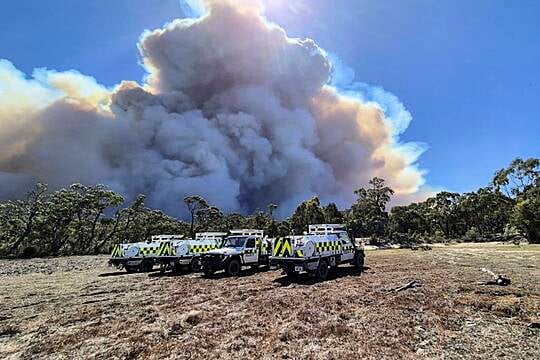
184, 195, 209, 238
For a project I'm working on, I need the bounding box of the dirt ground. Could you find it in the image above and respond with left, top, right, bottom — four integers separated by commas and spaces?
0, 244, 538, 360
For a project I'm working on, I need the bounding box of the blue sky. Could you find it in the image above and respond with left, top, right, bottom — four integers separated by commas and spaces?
0, 0, 538, 194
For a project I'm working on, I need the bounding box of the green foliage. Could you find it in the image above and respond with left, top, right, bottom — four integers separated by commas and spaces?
463, 226, 480, 242
0, 186, 189, 258
511, 185, 540, 243
348, 177, 394, 238
184, 195, 210, 238
323, 203, 343, 224
493, 158, 539, 198
290, 197, 325, 234
492, 157, 539, 243
1, 157, 538, 258
388, 157, 538, 243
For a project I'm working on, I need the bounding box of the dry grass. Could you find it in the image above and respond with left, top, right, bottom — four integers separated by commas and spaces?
0, 244, 538, 359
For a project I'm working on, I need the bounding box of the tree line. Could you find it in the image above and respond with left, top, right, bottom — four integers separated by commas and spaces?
0, 157, 538, 258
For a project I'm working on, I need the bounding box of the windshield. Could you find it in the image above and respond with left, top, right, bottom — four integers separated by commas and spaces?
223, 236, 247, 248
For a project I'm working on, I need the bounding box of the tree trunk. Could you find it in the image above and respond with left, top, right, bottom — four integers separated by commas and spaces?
9, 211, 36, 254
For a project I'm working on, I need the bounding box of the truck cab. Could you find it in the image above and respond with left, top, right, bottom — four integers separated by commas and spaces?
200, 230, 270, 277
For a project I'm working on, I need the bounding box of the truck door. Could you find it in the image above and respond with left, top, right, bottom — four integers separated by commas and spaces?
243, 238, 258, 264
339, 233, 355, 261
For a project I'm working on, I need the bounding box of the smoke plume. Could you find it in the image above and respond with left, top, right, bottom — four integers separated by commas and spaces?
0, 0, 428, 217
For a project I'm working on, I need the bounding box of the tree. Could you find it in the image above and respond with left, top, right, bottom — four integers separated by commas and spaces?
267, 204, 278, 219
348, 177, 394, 238
511, 183, 540, 243
493, 158, 539, 198
458, 187, 512, 237
492, 158, 539, 243
184, 195, 209, 238
290, 197, 325, 234
68, 184, 124, 254
267, 204, 278, 237
6, 183, 48, 255
223, 213, 247, 230
390, 202, 431, 238
323, 203, 343, 224
44, 185, 87, 255
196, 206, 225, 232
118, 195, 146, 243
424, 192, 462, 238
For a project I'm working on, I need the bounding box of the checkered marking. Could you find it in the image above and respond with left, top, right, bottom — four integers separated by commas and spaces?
189, 244, 217, 254
139, 241, 174, 257
315, 241, 341, 253
140, 246, 160, 256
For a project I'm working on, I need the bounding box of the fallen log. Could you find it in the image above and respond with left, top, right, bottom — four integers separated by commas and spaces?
485, 275, 511, 286
384, 280, 422, 292
481, 269, 511, 286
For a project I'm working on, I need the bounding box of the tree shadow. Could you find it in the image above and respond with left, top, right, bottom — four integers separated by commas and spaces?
273, 266, 370, 286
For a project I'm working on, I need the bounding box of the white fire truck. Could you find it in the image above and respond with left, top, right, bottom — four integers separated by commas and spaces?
200, 229, 272, 277
109, 235, 184, 273
270, 224, 365, 280
155, 232, 227, 273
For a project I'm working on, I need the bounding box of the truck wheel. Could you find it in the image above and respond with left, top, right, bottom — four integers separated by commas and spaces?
172, 263, 183, 274
139, 259, 153, 273
202, 265, 215, 277
190, 258, 202, 272
284, 266, 297, 278
316, 260, 329, 281
125, 265, 137, 273
353, 251, 365, 271
226, 259, 241, 276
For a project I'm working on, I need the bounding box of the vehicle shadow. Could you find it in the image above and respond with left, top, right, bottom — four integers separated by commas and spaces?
99, 269, 161, 277
99, 271, 131, 277
148, 270, 196, 278
200, 265, 275, 280
273, 266, 370, 286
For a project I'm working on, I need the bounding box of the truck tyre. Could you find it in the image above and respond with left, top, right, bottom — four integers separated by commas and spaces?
353, 251, 365, 271
202, 265, 215, 277
316, 260, 329, 281
284, 265, 297, 278
172, 263, 183, 274
226, 258, 242, 277
125, 265, 137, 273
139, 259, 153, 273
190, 258, 202, 272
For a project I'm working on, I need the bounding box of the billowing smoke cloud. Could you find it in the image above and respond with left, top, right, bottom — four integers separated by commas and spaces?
0, 0, 428, 217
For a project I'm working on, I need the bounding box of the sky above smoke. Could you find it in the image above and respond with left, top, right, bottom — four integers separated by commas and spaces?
0, 0, 429, 218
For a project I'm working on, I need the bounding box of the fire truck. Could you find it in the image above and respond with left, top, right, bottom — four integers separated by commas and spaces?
156, 232, 227, 273
109, 235, 183, 273
270, 224, 365, 280
200, 230, 272, 277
